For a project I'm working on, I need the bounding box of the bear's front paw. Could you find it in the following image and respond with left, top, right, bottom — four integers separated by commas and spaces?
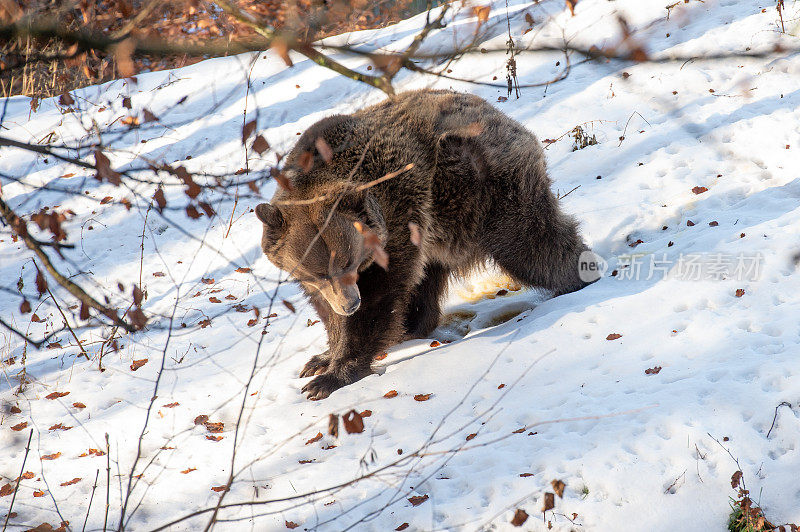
299, 352, 331, 378
301, 373, 350, 400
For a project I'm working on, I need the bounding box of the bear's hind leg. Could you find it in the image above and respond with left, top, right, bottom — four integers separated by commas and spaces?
403, 262, 450, 339
485, 206, 594, 296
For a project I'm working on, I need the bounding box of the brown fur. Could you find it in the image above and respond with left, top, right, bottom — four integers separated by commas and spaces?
255, 89, 596, 400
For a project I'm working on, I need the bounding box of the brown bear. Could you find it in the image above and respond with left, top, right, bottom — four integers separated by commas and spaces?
255, 89, 598, 400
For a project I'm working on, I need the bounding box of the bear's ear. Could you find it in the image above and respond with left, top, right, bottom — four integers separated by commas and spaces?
337, 190, 387, 244
435, 133, 488, 179
255, 203, 285, 233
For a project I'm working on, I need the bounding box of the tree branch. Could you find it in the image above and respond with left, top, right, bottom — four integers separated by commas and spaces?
0, 196, 136, 335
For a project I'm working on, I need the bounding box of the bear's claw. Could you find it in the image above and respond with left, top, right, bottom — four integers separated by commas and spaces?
300, 352, 331, 378
302, 373, 348, 400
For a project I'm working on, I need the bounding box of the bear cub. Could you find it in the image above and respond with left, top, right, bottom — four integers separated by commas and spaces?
256, 89, 598, 400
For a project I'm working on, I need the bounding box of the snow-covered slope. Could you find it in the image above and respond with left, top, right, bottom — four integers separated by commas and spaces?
2, 0, 800, 530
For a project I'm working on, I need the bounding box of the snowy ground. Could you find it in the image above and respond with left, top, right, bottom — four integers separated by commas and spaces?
2, 0, 800, 530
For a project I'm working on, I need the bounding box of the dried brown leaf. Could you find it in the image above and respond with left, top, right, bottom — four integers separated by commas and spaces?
511, 509, 529, 526
551, 479, 565, 498
342, 410, 364, 434
253, 135, 270, 155
408, 494, 429, 506
542, 492, 555, 512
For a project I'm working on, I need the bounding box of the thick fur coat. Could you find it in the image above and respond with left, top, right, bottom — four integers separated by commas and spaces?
255, 89, 596, 399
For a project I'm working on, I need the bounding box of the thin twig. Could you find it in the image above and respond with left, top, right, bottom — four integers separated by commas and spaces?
2, 429, 33, 532
83, 469, 101, 532
272, 162, 413, 206
766, 401, 793, 438
0, 196, 135, 334
38, 260, 89, 360
104, 433, 110, 532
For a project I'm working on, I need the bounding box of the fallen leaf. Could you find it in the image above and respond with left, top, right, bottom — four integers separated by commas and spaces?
45, 391, 70, 400
204, 421, 224, 433
542, 492, 555, 512
374, 352, 388, 361
342, 410, 364, 434
252, 135, 270, 155
511, 508, 529, 526
566, 0, 578, 16
242, 120, 257, 144
606, 333, 622, 341
328, 414, 339, 437
201, 277, 215, 284
121, 115, 139, 127
692, 186, 708, 194
731, 470, 743, 489
211, 485, 228, 492
42, 452, 61, 460
194, 415, 209, 425
100, 196, 113, 204
152, 271, 165, 277
0, 483, 13, 496
466, 433, 477, 441
396, 524, 409, 531
283, 300, 296, 313
735, 289, 745, 297
645, 366, 662, 375
130, 359, 148, 371
10, 406, 21, 414
60, 478, 81, 486
143, 109, 158, 123
414, 394, 431, 401
209, 297, 221, 303
408, 494, 429, 506
519, 473, 534, 477
687, 220, 695, 227
384, 390, 398, 399
359, 410, 372, 418
551, 479, 565, 498
49, 423, 72, 431
305, 432, 323, 445
47, 342, 62, 350
285, 521, 299, 529
206, 435, 223, 442
33, 490, 46, 497
429, 341, 440, 348
59, 92, 75, 106
163, 402, 179, 408
235, 267, 251, 273
153, 188, 166, 210
181, 468, 196, 474
11, 422, 28, 431
72, 402, 86, 409
472, 5, 490, 23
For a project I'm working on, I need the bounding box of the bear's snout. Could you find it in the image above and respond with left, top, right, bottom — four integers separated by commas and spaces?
319, 280, 361, 316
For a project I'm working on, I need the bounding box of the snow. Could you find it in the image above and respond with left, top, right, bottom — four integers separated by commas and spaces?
2, 0, 800, 530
